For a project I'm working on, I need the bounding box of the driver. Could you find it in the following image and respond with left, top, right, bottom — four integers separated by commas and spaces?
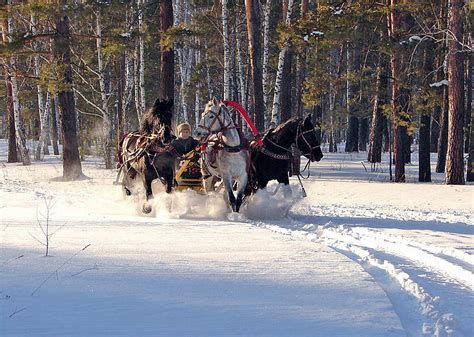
172, 123, 202, 182
172, 122, 199, 156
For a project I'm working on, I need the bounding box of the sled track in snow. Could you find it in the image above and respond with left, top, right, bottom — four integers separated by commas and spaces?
251, 208, 474, 337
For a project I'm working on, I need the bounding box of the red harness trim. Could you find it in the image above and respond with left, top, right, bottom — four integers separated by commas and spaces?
223, 100, 263, 146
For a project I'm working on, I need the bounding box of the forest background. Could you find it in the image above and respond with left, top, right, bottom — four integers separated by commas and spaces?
0, 0, 473, 184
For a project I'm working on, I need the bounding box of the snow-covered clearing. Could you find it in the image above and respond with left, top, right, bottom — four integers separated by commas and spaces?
1, 140, 472, 337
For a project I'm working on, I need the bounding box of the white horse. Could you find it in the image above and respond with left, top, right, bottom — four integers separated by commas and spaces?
195, 99, 250, 213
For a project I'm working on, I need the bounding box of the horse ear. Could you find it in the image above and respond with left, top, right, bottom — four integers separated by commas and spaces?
304, 114, 312, 126
154, 98, 161, 107
212, 97, 219, 105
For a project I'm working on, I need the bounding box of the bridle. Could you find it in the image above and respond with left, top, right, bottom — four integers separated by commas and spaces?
197, 104, 236, 137
264, 122, 320, 161
154, 123, 173, 145
295, 123, 321, 162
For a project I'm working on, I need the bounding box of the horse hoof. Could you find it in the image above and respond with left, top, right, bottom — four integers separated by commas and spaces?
142, 204, 152, 214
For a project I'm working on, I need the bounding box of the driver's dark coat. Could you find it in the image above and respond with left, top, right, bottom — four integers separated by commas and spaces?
171, 137, 199, 156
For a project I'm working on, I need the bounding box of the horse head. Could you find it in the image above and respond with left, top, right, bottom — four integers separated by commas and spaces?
296, 114, 324, 162
143, 98, 173, 143
195, 98, 233, 140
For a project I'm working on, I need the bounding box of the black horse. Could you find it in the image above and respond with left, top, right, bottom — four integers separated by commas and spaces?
117, 98, 177, 213
250, 114, 323, 191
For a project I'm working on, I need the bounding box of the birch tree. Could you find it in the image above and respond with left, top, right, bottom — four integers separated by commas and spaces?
95, 11, 113, 169
134, 0, 146, 121
31, 15, 50, 160
235, 9, 247, 110
3, 3, 30, 165
270, 0, 294, 128
221, 0, 231, 100
262, 0, 272, 112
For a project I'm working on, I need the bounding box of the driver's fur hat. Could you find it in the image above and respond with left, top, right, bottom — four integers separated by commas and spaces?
177, 122, 191, 135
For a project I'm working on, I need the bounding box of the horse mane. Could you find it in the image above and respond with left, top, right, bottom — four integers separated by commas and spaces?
270, 118, 300, 141
140, 99, 173, 134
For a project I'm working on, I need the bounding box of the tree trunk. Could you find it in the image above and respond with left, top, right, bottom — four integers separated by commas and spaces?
467, 37, 474, 181
3, 10, 30, 165
262, 0, 272, 115
419, 113, 431, 182
5, 68, 18, 163
245, 0, 265, 131
329, 49, 337, 153
368, 52, 387, 163
345, 43, 360, 153
358, 117, 369, 151
236, 11, 247, 110
54, 3, 83, 180
419, 45, 435, 182
96, 12, 113, 169
159, 0, 174, 104
430, 56, 444, 152
430, 104, 441, 152
388, 0, 405, 182
295, 0, 308, 119
221, 0, 231, 100
465, 34, 472, 154
445, 0, 465, 184
436, 87, 449, 172
31, 15, 49, 161
281, 50, 293, 122
270, 0, 294, 128
50, 97, 60, 155
383, 115, 390, 152
138, 0, 146, 111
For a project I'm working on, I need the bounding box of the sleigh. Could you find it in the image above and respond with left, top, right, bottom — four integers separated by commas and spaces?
175, 149, 204, 193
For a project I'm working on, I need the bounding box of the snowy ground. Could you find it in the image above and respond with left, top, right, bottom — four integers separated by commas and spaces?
0, 140, 472, 337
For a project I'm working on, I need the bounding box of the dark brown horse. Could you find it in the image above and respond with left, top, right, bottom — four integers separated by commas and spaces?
117, 99, 176, 213
250, 115, 323, 192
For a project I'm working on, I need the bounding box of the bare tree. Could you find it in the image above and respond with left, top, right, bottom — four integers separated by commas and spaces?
30, 196, 62, 257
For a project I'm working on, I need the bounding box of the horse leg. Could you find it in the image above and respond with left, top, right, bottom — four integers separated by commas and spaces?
277, 175, 292, 197
165, 173, 173, 194
222, 174, 237, 212
141, 159, 156, 214
234, 174, 248, 213
203, 176, 215, 192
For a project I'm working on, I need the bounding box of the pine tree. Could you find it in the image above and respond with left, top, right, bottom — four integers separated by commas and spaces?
445, 0, 465, 184
53, 1, 82, 180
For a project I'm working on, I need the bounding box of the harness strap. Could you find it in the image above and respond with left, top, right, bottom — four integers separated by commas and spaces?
259, 146, 291, 160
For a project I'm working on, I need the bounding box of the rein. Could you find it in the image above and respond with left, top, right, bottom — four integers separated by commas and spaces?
198, 105, 236, 138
